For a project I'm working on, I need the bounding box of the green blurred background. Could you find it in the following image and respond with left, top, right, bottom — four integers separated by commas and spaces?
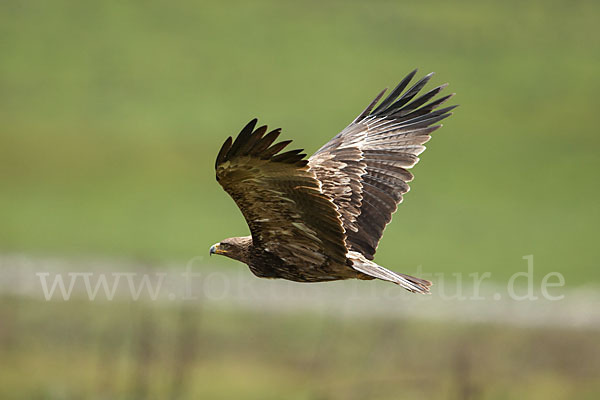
1, 0, 599, 399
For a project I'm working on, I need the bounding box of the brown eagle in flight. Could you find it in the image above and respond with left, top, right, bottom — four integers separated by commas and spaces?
210, 70, 455, 293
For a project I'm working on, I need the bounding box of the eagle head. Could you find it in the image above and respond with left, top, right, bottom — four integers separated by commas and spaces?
209, 236, 252, 263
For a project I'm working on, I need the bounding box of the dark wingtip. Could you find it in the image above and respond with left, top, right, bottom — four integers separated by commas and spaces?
239, 118, 258, 137
354, 88, 388, 123
228, 118, 259, 157
250, 128, 282, 155
261, 139, 293, 159
371, 69, 419, 116
215, 136, 233, 169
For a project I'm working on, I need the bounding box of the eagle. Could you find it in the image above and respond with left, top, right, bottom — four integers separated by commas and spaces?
210, 70, 455, 293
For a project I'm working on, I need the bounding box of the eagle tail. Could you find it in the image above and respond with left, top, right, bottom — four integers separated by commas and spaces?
347, 251, 431, 294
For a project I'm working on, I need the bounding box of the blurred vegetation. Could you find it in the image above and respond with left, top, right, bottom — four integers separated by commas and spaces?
1, 296, 599, 400
1, 0, 599, 284
1, 2, 600, 399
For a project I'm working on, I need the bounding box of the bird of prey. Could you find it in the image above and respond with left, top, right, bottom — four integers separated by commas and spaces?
210, 70, 455, 293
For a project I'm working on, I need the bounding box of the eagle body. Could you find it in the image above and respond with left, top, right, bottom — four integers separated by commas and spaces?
214, 236, 363, 282
248, 247, 359, 283
210, 70, 456, 293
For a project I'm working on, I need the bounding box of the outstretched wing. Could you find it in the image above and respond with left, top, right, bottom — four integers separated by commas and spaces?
215, 119, 348, 268
309, 70, 456, 260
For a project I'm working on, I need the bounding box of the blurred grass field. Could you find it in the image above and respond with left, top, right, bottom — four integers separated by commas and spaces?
1, 0, 599, 284
1, 296, 600, 400
2, 1, 600, 399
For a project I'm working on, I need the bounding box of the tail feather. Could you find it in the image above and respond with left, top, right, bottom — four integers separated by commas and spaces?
348, 251, 431, 294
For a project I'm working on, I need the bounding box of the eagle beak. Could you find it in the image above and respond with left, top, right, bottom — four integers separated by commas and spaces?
209, 243, 219, 256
